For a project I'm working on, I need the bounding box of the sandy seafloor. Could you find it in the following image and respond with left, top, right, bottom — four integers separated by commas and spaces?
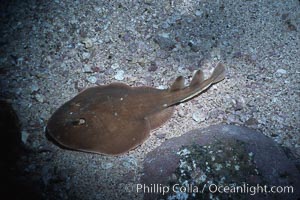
0, 0, 299, 199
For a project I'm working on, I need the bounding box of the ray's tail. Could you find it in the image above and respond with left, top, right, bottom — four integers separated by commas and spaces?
168, 63, 226, 104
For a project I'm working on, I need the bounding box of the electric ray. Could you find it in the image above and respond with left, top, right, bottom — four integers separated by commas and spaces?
47, 63, 225, 155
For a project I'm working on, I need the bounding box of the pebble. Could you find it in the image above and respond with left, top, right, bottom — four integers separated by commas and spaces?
154, 33, 176, 50
195, 10, 203, 17
104, 36, 111, 43
17, 57, 24, 66
276, 69, 287, 74
83, 64, 93, 73
101, 162, 113, 170
25, 163, 36, 172
128, 42, 138, 53
30, 83, 39, 93
233, 97, 245, 111
156, 49, 169, 59
114, 70, 124, 80
192, 112, 206, 122
35, 93, 45, 103
111, 63, 120, 69
188, 40, 201, 52
40, 110, 48, 120
245, 117, 258, 127
82, 52, 91, 60
177, 109, 185, 117
41, 165, 53, 186
169, 14, 182, 24
123, 32, 132, 42
226, 114, 240, 124
122, 157, 137, 170
247, 74, 256, 80
148, 62, 158, 72
144, 0, 153, 5
211, 47, 221, 60
157, 85, 166, 89
81, 38, 93, 49
155, 133, 166, 139
136, 58, 146, 67
87, 76, 97, 83
161, 21, 170, 29
21, 130, 29, 144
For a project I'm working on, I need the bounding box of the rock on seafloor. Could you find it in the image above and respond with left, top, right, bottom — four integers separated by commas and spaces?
142, 125, 300, 200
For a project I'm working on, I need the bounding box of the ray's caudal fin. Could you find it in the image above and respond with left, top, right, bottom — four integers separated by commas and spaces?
167, 63, 226, 105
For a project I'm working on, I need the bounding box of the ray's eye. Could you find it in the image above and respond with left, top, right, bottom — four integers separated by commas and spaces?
71, 118, 86, 126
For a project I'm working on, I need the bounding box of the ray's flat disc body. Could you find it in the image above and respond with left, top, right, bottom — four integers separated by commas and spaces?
47, 83, 172, 155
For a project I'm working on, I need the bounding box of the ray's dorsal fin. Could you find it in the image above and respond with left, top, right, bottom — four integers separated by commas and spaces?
190, 69, 204, 87
170, 76, 185, 91
209, 62, 226, 84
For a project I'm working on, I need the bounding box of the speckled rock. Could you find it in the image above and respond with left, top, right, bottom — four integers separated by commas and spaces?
153, 33, 176, 51
142, 125, 300, 200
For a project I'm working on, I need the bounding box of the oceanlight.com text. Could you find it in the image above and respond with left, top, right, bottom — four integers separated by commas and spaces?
208, 183, 294, 195
134, 183, 294, 196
